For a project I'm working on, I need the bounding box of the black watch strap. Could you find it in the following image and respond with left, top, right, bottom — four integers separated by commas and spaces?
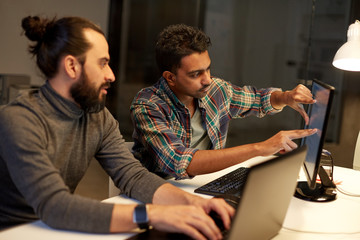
133, 204, 149, 229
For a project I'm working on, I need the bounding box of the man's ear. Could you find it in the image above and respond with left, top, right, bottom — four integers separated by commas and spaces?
63, 55, 81, 80
163, 71, 176, 87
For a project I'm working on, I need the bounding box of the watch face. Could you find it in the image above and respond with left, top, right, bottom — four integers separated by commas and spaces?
134, 204, 149, 229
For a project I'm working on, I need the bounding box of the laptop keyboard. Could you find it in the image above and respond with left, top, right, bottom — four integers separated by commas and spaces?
209, 211, 230, 238
194, 167, 250, 196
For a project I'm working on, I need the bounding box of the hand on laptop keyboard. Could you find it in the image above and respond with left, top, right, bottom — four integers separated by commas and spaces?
214, 194, 240, 209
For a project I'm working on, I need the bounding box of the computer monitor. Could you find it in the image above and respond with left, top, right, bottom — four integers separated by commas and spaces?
294, 79, 337, 202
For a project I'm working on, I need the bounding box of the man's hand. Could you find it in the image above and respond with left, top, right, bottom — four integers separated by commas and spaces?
271, 84, 315, 124
257, 129, 317, 156
187, 196, 235, 230
147, 199, 233, 240
150, 183, 234, 240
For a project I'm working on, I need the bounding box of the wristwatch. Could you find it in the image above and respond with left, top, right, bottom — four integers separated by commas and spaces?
133, 204, 149, 229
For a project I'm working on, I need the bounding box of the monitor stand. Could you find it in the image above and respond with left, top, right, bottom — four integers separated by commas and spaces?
294, 166, 337, 202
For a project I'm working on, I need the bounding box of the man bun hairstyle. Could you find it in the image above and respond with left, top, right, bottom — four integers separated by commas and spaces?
155, 24, 211, 74
21, 15, 104, 79
21, 16, 52, 42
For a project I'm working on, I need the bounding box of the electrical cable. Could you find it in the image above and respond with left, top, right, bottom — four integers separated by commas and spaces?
323, 149, 360, 197
282, 225, 360, 235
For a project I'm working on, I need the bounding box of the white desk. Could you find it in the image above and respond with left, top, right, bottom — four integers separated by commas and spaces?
2, 157, 360, 240
167, 160, 360, 239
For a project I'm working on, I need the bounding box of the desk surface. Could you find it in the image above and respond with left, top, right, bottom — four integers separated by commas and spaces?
2, 157, 360, 240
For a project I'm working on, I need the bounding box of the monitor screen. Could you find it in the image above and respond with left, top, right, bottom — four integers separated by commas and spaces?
301, 79, 334, 189
295, 79, 336, 202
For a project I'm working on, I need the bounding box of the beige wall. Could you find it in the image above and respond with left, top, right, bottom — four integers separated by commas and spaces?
0, 0, 110, 87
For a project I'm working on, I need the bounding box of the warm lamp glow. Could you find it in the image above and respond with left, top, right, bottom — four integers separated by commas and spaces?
333, 20, 360, 71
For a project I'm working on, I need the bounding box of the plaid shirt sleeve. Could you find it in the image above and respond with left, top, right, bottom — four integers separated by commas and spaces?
131, 101, 198, 179
220, 80, 282, 119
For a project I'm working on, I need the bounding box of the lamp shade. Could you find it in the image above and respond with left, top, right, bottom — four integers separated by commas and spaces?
332, 20, 360, 71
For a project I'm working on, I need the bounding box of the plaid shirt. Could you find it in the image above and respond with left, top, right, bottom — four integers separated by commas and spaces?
130, 77, 281, 179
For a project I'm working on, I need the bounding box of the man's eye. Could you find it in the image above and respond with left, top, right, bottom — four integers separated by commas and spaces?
191, 72, 200, 78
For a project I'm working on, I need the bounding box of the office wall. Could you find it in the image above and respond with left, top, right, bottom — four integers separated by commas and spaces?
325, 75, 360, 168
206, 0, 309, 140
0, 0, 110, 87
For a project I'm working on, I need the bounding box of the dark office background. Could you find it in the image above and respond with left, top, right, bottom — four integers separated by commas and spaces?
106, 0, 360, 168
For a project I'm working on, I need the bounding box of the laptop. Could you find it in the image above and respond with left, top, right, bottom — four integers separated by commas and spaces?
127, 146, 307, 240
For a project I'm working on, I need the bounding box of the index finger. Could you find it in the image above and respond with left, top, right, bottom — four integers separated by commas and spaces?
209, 198, 235, 230
288, 129, 317, 140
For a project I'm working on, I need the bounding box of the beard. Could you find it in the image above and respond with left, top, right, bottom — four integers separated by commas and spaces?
70, 70, 110, 113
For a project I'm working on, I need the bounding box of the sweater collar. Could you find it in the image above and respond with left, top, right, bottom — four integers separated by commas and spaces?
40, 81, 84, 119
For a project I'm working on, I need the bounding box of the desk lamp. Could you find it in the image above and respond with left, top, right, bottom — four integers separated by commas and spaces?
333, 20, 360, 71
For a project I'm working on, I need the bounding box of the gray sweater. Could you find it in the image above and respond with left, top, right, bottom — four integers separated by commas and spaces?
0, 81, 166, 233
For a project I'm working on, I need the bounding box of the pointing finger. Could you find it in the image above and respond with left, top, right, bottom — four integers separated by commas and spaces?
288, 129, 317, 140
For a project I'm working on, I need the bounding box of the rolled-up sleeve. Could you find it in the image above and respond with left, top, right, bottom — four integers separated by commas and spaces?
223, 80, 282, 118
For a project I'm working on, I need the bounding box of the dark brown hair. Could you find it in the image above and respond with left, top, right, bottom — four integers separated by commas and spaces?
21, 16, 104, 79
155, 24, 211, 74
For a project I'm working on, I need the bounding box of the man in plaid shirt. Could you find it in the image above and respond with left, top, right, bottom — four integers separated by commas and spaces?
130, 24, 316, 180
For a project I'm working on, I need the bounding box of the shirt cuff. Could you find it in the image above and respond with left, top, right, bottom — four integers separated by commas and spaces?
267, 88, 283, 114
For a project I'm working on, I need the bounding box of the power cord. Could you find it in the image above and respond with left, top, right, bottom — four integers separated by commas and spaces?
282, 225, 360, 235
322, 149, 360, 197
336, 186, 360, 197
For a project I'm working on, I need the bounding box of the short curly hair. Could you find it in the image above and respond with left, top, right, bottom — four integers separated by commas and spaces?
155, 24, 211, 74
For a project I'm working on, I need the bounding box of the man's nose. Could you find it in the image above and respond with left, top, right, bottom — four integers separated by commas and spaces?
202, 70, 212, 85
106, 65, 115, 82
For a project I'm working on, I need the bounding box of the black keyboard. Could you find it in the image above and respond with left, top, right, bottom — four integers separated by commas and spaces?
194, 167, 250, 196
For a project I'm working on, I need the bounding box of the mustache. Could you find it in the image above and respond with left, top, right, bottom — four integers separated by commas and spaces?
200, 84, 210, 91
100, 82, 111, 90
